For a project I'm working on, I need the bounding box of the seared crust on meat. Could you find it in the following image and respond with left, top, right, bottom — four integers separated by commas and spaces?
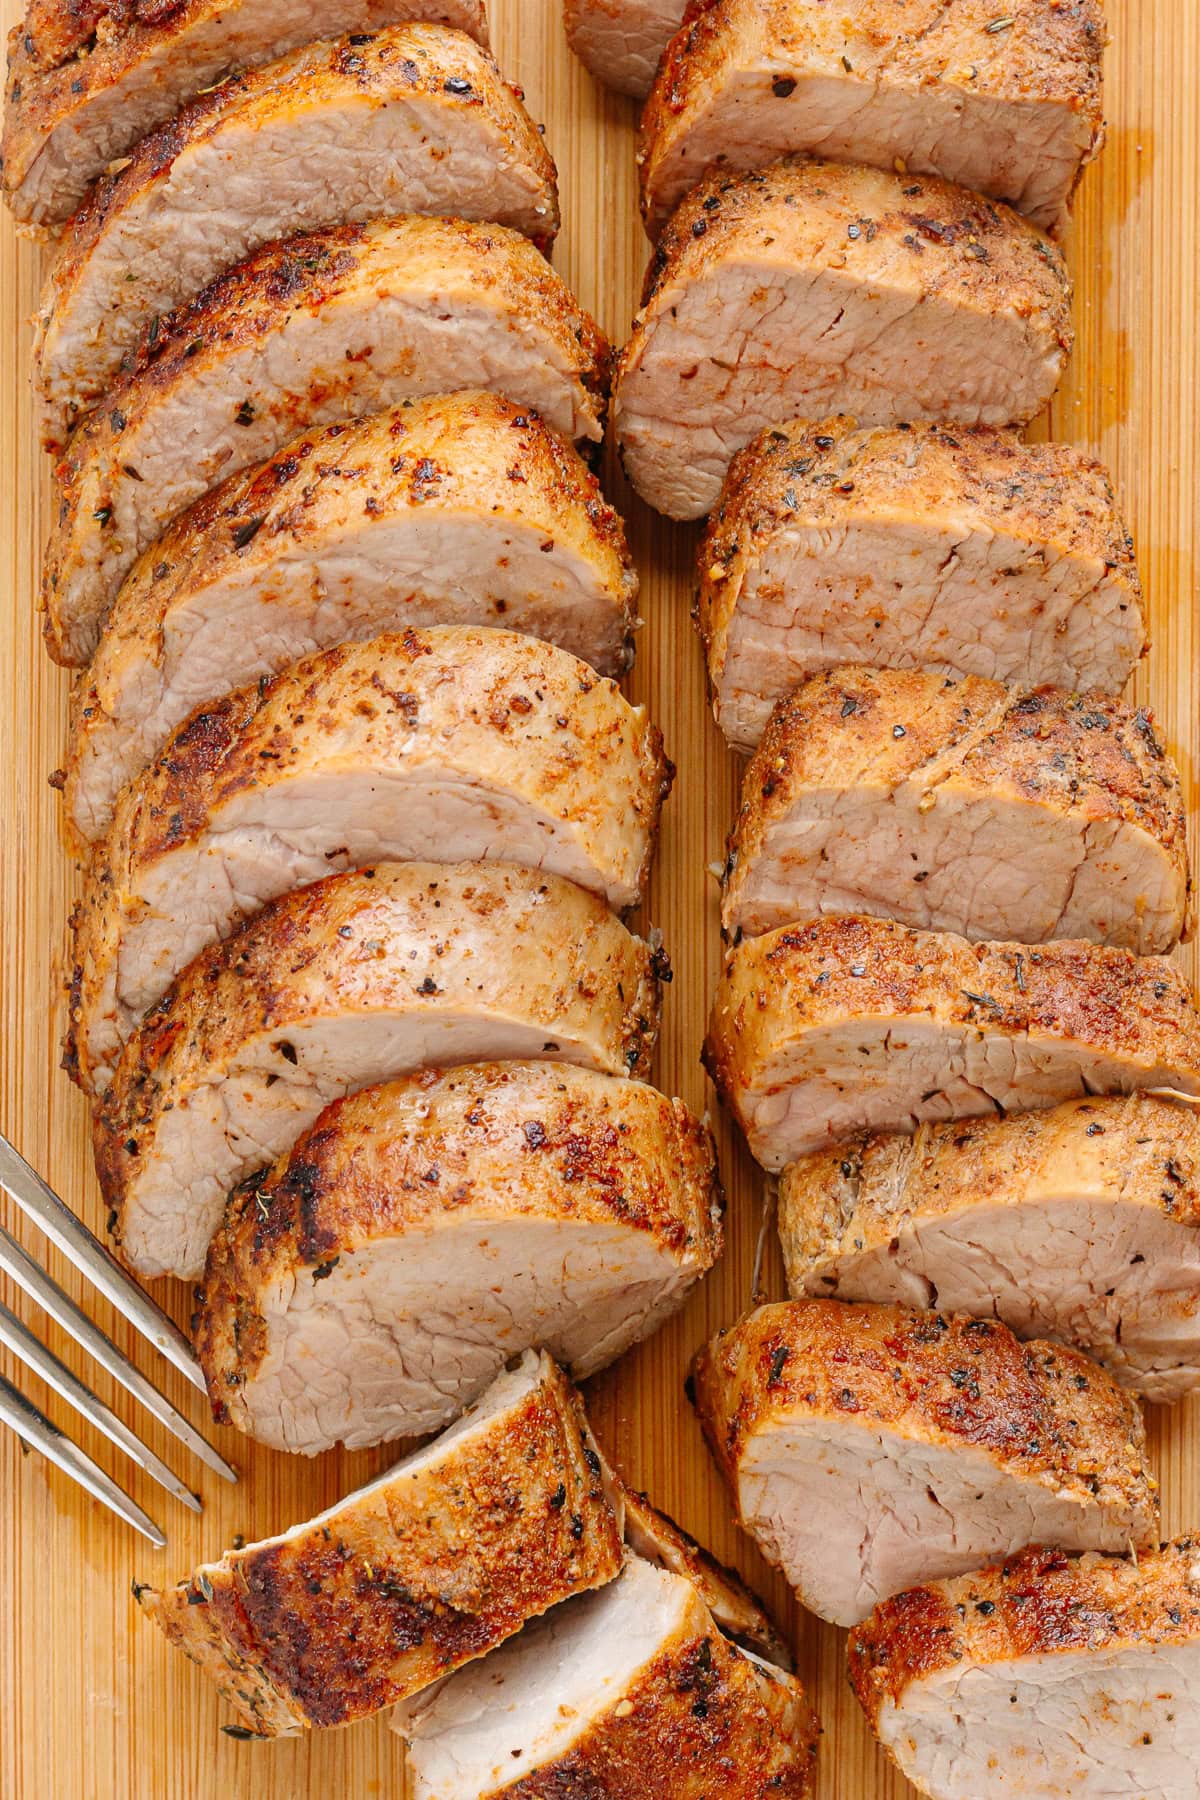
615, 159, 1072, 519
44, 218, 611, 665
722, 667, 1189, 951
779, 1094, 1200, 1402
640, 0, 1106, 234
563, 0, 688, 98
698, 419, 1146, 748
92, 862, 666, 1278
194, 1063, 720, 1450
68, 628, 671, 1094
848, 1537, 1200, 1725
138, 1351, 621, 1737
692, 1300, 1158, 1624
35, 25, 558, 443
3, 0, 489, 224
62, 393, 638, 844
705, 914, 1200, 1168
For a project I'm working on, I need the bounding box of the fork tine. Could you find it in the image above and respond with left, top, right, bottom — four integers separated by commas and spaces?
0, 1131, 202, 1392
0, 1299, 201, 1512
0, 1225, 237, 1484
0, 1371, 167, 1547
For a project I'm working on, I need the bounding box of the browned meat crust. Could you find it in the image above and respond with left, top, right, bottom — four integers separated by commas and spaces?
138, 1352, 621, 1736
722, 666, 1189, 951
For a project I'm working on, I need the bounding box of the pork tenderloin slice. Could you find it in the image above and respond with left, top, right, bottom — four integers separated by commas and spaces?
138, 1350, 621, 1738
613, 158, 1072, 520
44, 216, 610, 665
640, 0, 1106, 235
780, 1094, 1200, 1404
705, 914, 1200, 1170
35, 24, 558, 446
691, 1300, 1158, 1630
92, 861, 665, 1280
399, 1552, 820, 1798
196, 1062, 720, 1453
723, 667, 1188, 953
563, 0, 688, 98
2, 0, 489, 226
848, 1539, 1200, 1799
62, 394, 637, 844
70, 628, 671, 1095
698, 419, 1146, 751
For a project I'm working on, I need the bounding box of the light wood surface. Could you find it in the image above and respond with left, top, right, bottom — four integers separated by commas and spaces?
1, 3, 1197, 1795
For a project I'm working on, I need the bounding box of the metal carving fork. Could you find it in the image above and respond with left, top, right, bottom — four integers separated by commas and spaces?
0, 1131, 237, 1545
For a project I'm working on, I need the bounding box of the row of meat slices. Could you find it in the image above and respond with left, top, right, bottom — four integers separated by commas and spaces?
141, 1349, 822, 1793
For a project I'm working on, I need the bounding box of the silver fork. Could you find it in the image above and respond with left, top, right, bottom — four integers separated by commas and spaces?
0, 1131, 237, 1545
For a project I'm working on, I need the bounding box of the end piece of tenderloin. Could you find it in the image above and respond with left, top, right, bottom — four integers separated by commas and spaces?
563, 0, 688, 98
780, 1092, 1200, 1405
613, 157, 1072, 520
640, 0, 1106, 235
705, 913, 1200, 1170
138, 1350, 621, 1738
35, 23, 559, 446
92, 861, 665, 1280
43, 215, 610, 666
2, 0, 490, 226
698, 419, 1146, 752
61, 393, 637, 845
68, 627, 671, 1095
399, 1551, 820, 1798
195, 1062, 720, 1454
690, 1299, 1158, 1630
722, 666, 1188, 954
849, 1539, 1200, 1800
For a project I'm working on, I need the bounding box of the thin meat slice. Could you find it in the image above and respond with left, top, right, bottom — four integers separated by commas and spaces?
563, 0, 688, 98
91, 862, 665, 1279
138, 1351, 622, 1738
690, 1300, 1158, 1629
698, 419, 1146, 751
2, 0, 489, 225
849, 1540, 1200, 1799
613, 158, 1072, 520
44, 217, 610, 665
704, 914, 1200, 1170
722, 667, 1188, 953
640, 0, 1106, 235
35, 24, 558, 446
780, 1093, 1200, 1404
69, 628, 671, 1094
400, 1552, 820, 1798
61, 393, 638, 845
196, 1063, 721, 1453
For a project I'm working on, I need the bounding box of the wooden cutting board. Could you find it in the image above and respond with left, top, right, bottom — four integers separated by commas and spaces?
1, 3, 1197, 1794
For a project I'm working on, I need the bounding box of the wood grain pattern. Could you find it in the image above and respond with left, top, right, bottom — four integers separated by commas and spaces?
1, 3, 1196, 1795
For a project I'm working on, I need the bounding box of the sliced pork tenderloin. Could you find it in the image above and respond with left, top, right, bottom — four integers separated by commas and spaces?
722, 667, 1188, 953
849, 1539, 1200, 1799
139, 1350, 621, 1737
35, 24, 558, 446
91, 862, 665, 1279
69, 629, 671, 1095
780, 1093, 1200, 1404
61, 394, 637, 845
705, 914, 1200, 1170
691, 1300, 1158, 1629
563, 0, 688, 98
640, 0, 1106, 236
2, 0, 489, 225
699, 419, 1145, 752
400, 1551, 819, 1798
613, 158, 1072, 519
195, 1062, 720, 1453
44, 217, 610, 665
